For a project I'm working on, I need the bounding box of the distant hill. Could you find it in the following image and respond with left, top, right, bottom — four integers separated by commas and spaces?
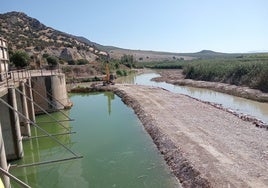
178, 50, 242, 59
0, 11, 108, 65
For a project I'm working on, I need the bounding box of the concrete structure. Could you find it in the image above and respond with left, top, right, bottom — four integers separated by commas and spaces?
31, 74, 69, 114
0, 122, 10, 188
0, 70, 70, 160
0, 69, 70, 188
0, 38, 9, 81
0, 37, 71, 187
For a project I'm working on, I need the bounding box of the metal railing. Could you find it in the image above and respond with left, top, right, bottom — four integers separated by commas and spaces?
0, 68, 62, 88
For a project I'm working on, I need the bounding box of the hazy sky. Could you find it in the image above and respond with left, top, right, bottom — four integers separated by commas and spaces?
1, 0, 268, 53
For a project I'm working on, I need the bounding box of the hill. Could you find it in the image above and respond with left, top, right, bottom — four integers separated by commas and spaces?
0, 11, 108, 65
1, 11, 264, 66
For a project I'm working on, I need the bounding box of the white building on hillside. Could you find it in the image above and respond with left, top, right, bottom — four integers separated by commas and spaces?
0, 37, 9, 81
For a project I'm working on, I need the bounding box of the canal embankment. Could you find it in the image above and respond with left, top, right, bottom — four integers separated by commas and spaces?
70, 84, 268, 187
153, 69, 268, 103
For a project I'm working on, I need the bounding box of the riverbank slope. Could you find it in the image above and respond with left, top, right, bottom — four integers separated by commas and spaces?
153, 69, 268, 103
110, 84, 268, 187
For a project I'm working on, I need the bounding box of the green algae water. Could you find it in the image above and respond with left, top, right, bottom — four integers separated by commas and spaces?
10, 92, 180, 188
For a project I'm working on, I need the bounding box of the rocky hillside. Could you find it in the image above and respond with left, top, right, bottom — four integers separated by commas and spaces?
0, 11, 108, 65
0, 11, 243, 67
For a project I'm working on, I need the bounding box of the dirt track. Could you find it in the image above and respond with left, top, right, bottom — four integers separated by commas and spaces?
112, 84, 268, 187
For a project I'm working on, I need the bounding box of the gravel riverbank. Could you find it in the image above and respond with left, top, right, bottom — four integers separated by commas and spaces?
112, 84, 268, 187
70, 84, 268, 187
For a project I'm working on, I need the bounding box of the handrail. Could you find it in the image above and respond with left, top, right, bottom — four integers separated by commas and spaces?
0, 167, 31, 188
0, 68, 63, 88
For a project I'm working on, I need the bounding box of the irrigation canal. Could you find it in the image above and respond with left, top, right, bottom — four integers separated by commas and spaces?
9, 71, 268, 187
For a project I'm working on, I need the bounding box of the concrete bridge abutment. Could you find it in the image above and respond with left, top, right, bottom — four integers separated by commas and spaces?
0, 73, 69, 161
0, 72, 70, 188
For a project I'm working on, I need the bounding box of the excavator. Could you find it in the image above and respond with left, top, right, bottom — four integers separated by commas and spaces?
103, 60, 115, 86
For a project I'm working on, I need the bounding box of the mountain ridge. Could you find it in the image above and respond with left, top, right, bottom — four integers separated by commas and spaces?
0, 11, 262, 64
0, 11, 108, 65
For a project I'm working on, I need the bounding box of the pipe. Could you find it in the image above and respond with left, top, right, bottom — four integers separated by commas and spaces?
28, 131, 76, 139
0, 97, 81, 158
0, 167, 31, 188
37, 119, 75, 124
14, 88, 71, 132
11, 156, 83, 169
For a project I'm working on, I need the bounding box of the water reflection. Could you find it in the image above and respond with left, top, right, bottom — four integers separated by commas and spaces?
10, 93, 180, 188
119, 72, 268, 123
10, 110, 74, 187
104, 92, 115, 115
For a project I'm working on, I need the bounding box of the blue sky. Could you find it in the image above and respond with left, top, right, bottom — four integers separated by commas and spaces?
1, 0, 268, 53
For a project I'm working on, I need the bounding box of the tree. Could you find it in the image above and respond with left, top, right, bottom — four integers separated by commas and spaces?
120, 54, 134, 68
10, 50, 30, 68
46, 56, 59, 66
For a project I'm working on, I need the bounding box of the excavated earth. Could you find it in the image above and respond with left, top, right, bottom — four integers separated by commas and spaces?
113, 84, 268, 188
71, 84, 268, 187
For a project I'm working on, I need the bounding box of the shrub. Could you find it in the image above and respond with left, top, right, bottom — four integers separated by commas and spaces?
116, 70, 123, 76
182, 57, 268, 92
67, 60, 76, 65
46, 56, 59, 66
10, 50, 30, 68
77, 59, 89, 65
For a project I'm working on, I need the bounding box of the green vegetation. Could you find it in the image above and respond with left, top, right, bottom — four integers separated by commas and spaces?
120, 54, 134, 68
99, 55, 134, 77
67, 59, 89, 65
46, 56, 59, 66
116, 69, 128, 76
133, 54, 268, 92
182, 56, 268, 92
133, 61, 185, 69
10, 50, 30, 68
77, 59, 89, 65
